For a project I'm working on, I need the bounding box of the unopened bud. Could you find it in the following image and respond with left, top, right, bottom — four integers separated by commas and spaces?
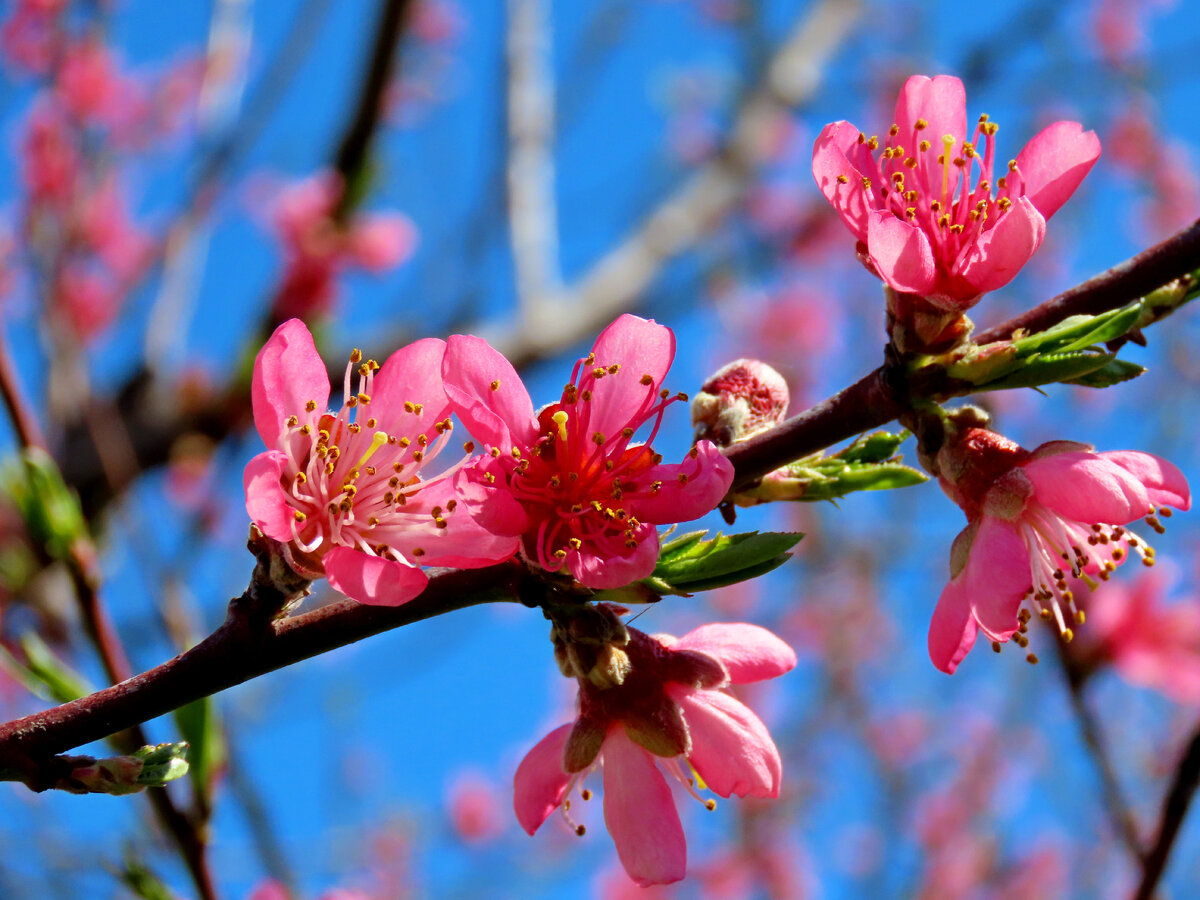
692, 359, 789, 446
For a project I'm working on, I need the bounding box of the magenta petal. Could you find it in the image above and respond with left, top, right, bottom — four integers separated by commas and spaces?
865, 210, 937, 296
323, 546, 428, 606
1022, 452, 1151, 524
567, 525, 660, 589
893, 75, 967, 148
964, 516, 1030, 641
243, 451, 294, 541
1101, 451, 1191, 512
927, 574, 978, 674
674, 623, 797, 684
370, 337, 451, 438
586, 315, 675, 438
960, 196, 1046, 294
811, 120, 872, 241
624, 442, 734, 523
380, 472, 521, 567
1015, 120, 1102, 221
601, 731, 687, 886
251, 319, 331, 447
671, 687, 781, 799
513, 723, 573, 835
443, 334, 538, 450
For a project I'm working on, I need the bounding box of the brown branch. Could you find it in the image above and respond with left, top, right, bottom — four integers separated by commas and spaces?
1133, 720, 1200, 900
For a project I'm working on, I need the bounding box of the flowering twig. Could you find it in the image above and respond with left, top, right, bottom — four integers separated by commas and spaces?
1133, 719, 1200, 900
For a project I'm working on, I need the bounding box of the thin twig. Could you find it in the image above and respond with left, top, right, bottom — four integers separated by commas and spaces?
1133, 720, 1200, 900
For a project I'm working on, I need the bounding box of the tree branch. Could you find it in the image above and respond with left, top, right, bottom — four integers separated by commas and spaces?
1133, 720, 1200, 900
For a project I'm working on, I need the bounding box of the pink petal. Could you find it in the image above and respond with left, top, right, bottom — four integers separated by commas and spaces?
1015, 120, 1102, 221
601, 731, 687, 886
243, 451, 295, 542
865, 209, 938, 296
893, 75, 967, 152
670, 687, 781, 799
378, 471, 521, 567
369, 337, 451, 439
513, 723, 573, 835
928, 574, 979, 674
624, 442, 734, 523
1022, 451, 1152, 524
586, 315, 675, 438
348, 214, 416, 271
251, 319, 331, 447
964, 516, 1031, 641
960, 196, 1046, 295
811, 120, 872, 241
674, 623, 797, 684
323, 546, 428, 606
1100, 451, 1191, 512
443, 334, 538, 450
567, 524, 660, 589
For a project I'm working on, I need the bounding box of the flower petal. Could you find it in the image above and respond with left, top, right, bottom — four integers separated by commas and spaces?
928, 573, 979, 674
1015, 120, 1102, 221
568, 524, 660, 589
377, 470, 521, 567
1022, 451, 1152, 524
513, 723, 573, 835
370, 337, 452, 438
893, 75, 967, 155
602, 731, 687, 886
959, 196, 1046, 295
964, 516, 1030, 641
1101, 451, 1191, 512
670, 687, 781, 799
585, 315, 676, 439
865, 209, 938, 296
243, 451, 294, 542
443, 334, 538, 450
624, 442, 734, 523
673, 623, 797, 685
323, 546, 428, 607
251, 319, 331, 447
811, 120, 872, 241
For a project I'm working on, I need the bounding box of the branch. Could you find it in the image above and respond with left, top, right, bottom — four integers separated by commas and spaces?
1133, 720, 1200, 900
482, 0, 863, 366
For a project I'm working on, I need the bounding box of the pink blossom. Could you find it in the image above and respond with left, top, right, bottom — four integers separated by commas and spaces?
0, 1, 64, 74
513, 619, 796, 886
55, 39, 122, 124
446, 769, 506, 842
442, 314, 734, 589
74, 176, 154, 281
1082, 568, 1200, 703
270, 172, 417, 320
242, 319, 513, 607
812, 75, 1101, 310
55, 264, 121, 342
929, 428, 1190, 673
21, 100, 79, 208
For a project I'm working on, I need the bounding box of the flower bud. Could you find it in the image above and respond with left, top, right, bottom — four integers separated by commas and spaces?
692, 359, 789, 446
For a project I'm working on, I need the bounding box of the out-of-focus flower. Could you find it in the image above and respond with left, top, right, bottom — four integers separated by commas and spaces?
0, 0, 66, 74
442, 314, 734, 589
1091, 0, 1175, 64
813, 74, 1100, 310
446, 769, 506, 843
929, 427, 1189, 673
514, 615, 796, 885
270, 171, 417, 320
55, 264, 121, 342
242, 319, 513, 606
21, 100, 79, 208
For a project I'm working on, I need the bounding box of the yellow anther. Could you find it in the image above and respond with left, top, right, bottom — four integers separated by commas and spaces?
350, 349, 362, 363
306, 400, 317, 412
836, 174, 848, 184
490, 379, 501, 391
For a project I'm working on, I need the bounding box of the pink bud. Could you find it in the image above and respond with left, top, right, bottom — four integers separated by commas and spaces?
691, 358, 789, 446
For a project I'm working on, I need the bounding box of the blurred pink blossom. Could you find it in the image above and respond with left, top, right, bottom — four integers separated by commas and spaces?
445, 769, 506, 843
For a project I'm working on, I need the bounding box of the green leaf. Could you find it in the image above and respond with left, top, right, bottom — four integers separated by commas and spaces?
173, 697, 223, 797
3, 448, 88, 560
971, 348, 1116, 392
133, 742, 191, 787
1063, 358, 1147, 388
11, 633, 92, 704
652, 531, 802, 592
789, 462, 927, 501
1052, 302, 1145, 354
837, 430, 907, 463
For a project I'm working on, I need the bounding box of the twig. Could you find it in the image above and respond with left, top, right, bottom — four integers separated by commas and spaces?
506, 0, 562, 320
1133, 720, 1200, 900
1053, 636, 1145, 863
